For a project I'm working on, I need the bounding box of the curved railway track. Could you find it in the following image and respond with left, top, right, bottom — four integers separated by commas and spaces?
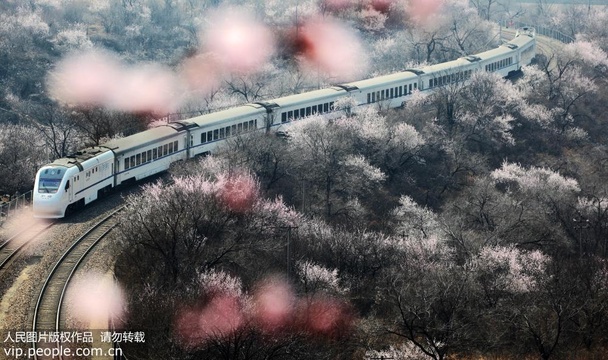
0, 221, 55, 271
30, 208, 123, 360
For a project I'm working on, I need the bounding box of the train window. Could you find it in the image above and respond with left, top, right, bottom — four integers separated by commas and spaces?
249, 120, 255, 129
288, 110, 293, 119
429, 80, 433, 88
329, 101, 334, 110
163, 144, 168, 155
399, 86, 403, 97
371, 92, 376, 102
136, 154, 141, 166
231, 125, 237, 134
367, 93, 371, 103
174, 141, 178, 151
226, 126, 231, 137
142, 152, 147, 163
153, 148, 157, 160
201, 132, 207, 143
213, 129, 219, 140
207, 131, 213, 142
254, 119, 257, 128
306, 107, 311, 116
282, 113, 287, 123
238, 123, 243, 133
324, 103, 329, 112
125, 158, 130, 170
312, 105, 317, 114
318, 104, 324, 114
220, 128, 225, 139
168, 142, 173, 154
390, 88, 394, 98
242, 122, 248, 132
130, 155, 135, 166
293, 109, 299, 119
413, 83, 417, 90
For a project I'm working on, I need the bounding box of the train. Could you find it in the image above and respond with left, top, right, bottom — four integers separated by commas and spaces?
33, 27, 536, 218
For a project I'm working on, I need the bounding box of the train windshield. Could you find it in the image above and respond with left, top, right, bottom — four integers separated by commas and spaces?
38, 168, 66, 194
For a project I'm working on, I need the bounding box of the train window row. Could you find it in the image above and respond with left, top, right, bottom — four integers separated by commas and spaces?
124, 140, 179, 170
366, 83, 418, 104
281, 102, 335, 123
485, 57, 513, 72
201, 119, 258, 144
428, 70, 473, 89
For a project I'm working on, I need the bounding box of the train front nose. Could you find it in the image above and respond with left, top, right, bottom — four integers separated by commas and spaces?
33, 193, 65, 218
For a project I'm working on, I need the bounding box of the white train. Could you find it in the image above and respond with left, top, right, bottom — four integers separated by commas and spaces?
33, 28, 536, 218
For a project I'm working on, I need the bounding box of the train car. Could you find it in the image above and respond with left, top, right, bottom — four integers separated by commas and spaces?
344, 70, 421, 109
33, 28, 536, 219
104, 125, 186, 186
270, 87, 348, 125
186, 104, 267, 156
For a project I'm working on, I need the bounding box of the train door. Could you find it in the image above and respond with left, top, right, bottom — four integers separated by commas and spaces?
68, 176, 75, 203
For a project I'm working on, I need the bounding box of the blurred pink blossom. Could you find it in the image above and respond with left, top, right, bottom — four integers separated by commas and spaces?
179, 53, 222, 94
174, 294, 244, 348
217, 173, 260, 213
406, 0, 443, 24
251, 276, 296, 332
48, 50, 184, 115
66, 272, 125, 327
108, 64, 184, 114
294, 18, 368, 81
296, 295, 354, 338
370, 0, 393, 14
202, 9, 275, 74
47, 50, 122, 107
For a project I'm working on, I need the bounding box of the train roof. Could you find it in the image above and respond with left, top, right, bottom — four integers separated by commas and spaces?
345, 70, 420, 90
43, 146, 113, 170
271, 87, 346, 107
186, 104, 266, 127
103, 125, 180, 154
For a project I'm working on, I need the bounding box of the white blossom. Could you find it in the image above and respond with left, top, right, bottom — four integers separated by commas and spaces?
475, 245, 550, 293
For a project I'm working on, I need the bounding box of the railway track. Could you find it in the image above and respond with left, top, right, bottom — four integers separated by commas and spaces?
30, 208, 122, 360
0, 221, 55, 271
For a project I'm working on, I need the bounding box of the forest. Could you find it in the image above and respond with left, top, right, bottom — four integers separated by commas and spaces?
2, 0, 608, 359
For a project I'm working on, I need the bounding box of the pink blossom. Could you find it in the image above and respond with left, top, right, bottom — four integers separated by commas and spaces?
174, 294, 244, 348
47, 50, 185, 115
293, 17, 368, 81
179, 53, 222, 94
202, 9, 275, 74
406, 0, 444, 25
107, 63, 184, 115
296, 295, 354, 337
251, 276, 296, 332
217, 173, 260, 213
65, 272, 126, 327
47, 50, 122, 107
